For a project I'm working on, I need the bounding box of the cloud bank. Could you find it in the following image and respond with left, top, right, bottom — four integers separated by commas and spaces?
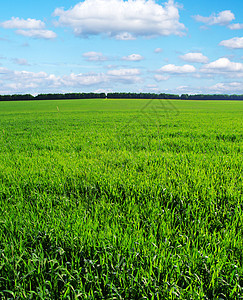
0, 67, 143, 94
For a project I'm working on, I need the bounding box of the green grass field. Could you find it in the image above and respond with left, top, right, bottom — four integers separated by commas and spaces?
0, 99, 242, 299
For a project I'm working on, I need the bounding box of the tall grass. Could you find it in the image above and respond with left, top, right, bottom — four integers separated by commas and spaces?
0, 99, 242, 299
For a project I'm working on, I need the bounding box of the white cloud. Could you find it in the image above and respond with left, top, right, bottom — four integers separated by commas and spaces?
219, 37, 243, 49
107, 68, 142, 83
107, 68, 140, 76
0, 68, 107, 93
1, 17, 45, 29
146, 84, 158, 88
61, 72, 107, 86
1, 70, 60, 91
176, 85, 189, 91
154, 48, 163, 53
204, 58, 243, 71
1, 17, 57, 39
53, 0, 186, 39
145, 84, 159, 92
115, 32, 136, 40
209, 81, 243, 92
180, 52, 208, 63
154, 74, 169, 81
228, 23, 243, 30
194, 10, 235, 26
82, 52, 107, 61
16, 29, 57, 39
0, 67, 144, 93
158, 64, 196, 74
201, 58, 243, 77
122, 54, 144, 61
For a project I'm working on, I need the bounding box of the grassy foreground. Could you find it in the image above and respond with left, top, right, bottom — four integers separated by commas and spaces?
0, 99, 242, 299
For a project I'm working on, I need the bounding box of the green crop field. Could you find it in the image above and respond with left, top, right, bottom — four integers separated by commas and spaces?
0, 99, 242, 299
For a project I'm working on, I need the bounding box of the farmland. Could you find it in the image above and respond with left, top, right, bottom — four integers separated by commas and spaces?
0, 99, 242, 299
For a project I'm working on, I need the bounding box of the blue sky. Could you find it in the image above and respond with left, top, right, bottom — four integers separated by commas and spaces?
0, 0, 242, 95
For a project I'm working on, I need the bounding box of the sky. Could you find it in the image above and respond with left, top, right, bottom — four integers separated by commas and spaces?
0, 0, 243, 95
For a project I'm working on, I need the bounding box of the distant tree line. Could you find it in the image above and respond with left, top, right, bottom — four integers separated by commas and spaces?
35, 93, 106, 100
106, 93, 181, 99
106, 93, 243, 100
0, 92, 243, 101
0, 93, 106, 101
180, 94, 243, 100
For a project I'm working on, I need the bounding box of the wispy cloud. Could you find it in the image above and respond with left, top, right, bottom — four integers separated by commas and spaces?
154, 74, 169, 81
16, 29, 57, 39
12, 58, 30, 66
154, 48, 163, 53
82, 52, 107, 61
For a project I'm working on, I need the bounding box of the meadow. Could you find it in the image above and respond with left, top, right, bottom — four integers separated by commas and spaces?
0, 98, 242, 299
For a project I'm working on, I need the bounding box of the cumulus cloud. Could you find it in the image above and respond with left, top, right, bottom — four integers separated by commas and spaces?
122, 54, 144, 61
158, 64, 196, 74
82, 52, 107, 61
219, 37, 243, 49
1, 17, 56, 39
209, 81, 243, 92
193, 10, 235, 26
180, 52, 208, 63
228, 23, 243, 30
53, 0, 186, 39
1, 17, 45, 29
107, 68, 142, 83
201, 58, 243, 77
